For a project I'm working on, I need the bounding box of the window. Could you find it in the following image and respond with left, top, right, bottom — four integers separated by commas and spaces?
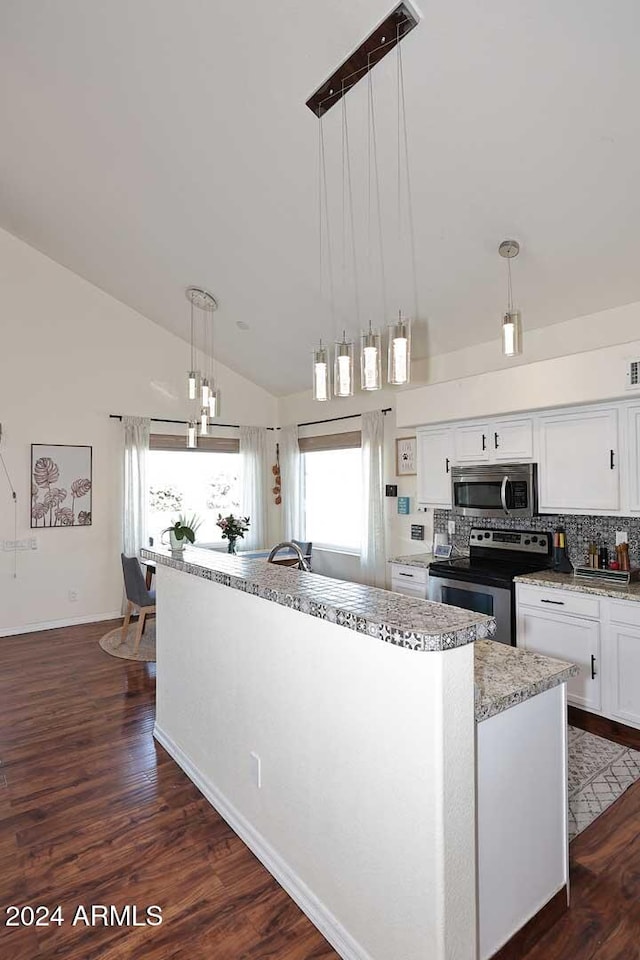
147, 438, 241, 547
302, 433, 362, 552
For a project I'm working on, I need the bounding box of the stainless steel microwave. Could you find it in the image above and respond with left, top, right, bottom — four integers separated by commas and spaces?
450, 463, 538, 518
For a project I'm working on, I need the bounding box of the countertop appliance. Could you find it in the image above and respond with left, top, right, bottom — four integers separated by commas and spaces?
451, 462, 538, 519
428, 527, 552, 645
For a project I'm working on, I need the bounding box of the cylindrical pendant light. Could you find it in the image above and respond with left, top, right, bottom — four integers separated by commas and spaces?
201, 376, 210, 407
334, 333, 354, 397
187, 420, 197, 449
313, 341, 330, 401
499, 240, 522, 357
208, 386, 220, 418
187, 371, 198, 401
502, 310, 522, 357
200, 406, 210, 436
361, 329, 382, 390
387, 312, 411, 384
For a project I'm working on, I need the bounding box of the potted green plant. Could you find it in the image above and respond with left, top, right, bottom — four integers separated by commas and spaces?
161, 513, 202, 555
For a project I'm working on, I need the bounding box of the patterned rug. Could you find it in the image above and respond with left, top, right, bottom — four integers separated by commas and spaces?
99, 620, 156, 662
568, 725, 640, 840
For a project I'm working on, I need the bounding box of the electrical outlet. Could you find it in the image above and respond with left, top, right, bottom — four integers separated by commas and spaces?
616, 531, 629, 545
68, 589, 79, 603
250, 751, 262, 789
447, 520, 456, 535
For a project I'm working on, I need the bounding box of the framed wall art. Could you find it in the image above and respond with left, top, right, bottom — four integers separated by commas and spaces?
395, 436, 416, 476
31, 444, 92, 527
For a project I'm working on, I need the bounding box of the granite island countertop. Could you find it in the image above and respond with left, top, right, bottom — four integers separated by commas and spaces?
474, 640, 578, 722
389, 553, 434, 569
514, 568, 640, 602
142, 546, 496, 653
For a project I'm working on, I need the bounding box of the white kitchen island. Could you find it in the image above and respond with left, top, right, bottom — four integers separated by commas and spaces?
142, 546, 576, 960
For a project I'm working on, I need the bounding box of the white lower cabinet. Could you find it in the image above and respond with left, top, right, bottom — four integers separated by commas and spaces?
516, 584, 640, 729
517, 605, 601, 711
390, 563, 429, 599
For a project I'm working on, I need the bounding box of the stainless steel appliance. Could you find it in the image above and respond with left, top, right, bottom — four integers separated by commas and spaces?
451, 463, 538, 519
428, 527, 552, 645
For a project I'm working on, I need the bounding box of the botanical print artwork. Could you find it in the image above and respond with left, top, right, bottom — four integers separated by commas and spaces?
31, 444, 92, 528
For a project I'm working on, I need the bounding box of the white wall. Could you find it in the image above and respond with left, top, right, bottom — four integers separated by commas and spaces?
0, 228, 278, 635
155, 563, 477, 960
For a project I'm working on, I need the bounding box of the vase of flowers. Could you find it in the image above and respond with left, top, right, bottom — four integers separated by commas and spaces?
216, 513, 250, 554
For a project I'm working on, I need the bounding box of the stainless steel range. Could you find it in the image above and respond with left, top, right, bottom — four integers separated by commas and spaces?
428, 527, 553, 645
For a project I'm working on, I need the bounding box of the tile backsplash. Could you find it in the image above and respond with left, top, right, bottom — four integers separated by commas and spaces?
433, 510, 640, 568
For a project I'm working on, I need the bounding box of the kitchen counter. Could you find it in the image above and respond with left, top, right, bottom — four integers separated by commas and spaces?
474, 640, 578, 722
515, 567, 640, 602
142, 546, 495, 652
389, 553, 434, 568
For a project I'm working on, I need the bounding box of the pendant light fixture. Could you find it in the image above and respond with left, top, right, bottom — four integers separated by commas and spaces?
388, 32, 415, 386
313, 114, 334, 402
313, 339, 330, 401
361, 63, 382, 392
498, 240, 522, 357
185, 286, 218, 447
335, 332, 355, 397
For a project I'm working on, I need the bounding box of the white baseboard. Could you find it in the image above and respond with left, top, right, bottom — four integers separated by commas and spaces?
153, 724, 373, 960
0, 610, 122, 637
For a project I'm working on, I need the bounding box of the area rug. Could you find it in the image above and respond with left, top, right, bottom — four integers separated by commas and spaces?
99, 621, 156, 662
568, 725, 640, 840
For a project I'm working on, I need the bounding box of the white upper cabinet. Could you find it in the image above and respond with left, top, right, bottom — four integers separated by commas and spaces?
454, 417, 533, 465
454, 423, 491, 462
537, 407, 620, 514
627, 403, 640, 513
417, 427, 454, 507
491, 418, 534, 462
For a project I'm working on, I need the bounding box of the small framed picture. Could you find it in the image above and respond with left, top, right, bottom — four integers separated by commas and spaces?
395, 436, 416, 476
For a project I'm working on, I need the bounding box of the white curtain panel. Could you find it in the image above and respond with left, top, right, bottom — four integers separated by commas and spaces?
240, 425, 270, 550
279, 424, 305, 542
122, 415, 150, 557
361, 410, 386, 588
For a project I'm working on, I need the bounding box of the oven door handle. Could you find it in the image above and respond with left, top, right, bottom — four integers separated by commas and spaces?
500, 475, 510, 515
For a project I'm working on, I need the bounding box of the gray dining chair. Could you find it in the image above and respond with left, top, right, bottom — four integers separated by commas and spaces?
120, 553, 156, 653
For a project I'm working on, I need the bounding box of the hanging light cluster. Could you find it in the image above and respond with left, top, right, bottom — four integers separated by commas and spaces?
498, 240, 522, 358
185, 286, 220, 447
311, 13, 415, 402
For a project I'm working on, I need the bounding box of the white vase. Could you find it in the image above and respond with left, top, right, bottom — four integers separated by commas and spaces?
169, 530, 185, 554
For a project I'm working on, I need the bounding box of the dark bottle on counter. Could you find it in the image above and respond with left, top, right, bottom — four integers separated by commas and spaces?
598, 546, 609, 569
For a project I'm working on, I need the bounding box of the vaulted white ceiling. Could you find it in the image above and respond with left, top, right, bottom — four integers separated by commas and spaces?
1, 0, 639, 395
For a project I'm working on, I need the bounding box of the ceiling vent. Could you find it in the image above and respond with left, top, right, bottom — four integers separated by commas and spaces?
626, 359, 640, 390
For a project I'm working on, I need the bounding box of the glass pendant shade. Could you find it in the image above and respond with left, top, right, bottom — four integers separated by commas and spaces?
208, 387, 220, 418
187, 420, 197, 449
361, 330, 382, 391
312, 344, 330, 401
502, 311, 522, 357
201, 377, 210, 406
387, 314, 411, 385
200, 407, 209, 436
334, 336, 355, 398
187, 371, 199, 401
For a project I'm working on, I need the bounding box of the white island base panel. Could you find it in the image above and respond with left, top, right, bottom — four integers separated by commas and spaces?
154, 563, 477, 960
477, 683, 569, 960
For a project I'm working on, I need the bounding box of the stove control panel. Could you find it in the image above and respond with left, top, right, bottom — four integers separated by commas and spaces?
469, 528, 550, 555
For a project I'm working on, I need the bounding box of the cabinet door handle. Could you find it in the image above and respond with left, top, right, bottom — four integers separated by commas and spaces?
482, 434, 487, 451
398, 572, 414, 578
610, 449, 615, 470
445, 458, 450, 474
591, 654, 597, 679
540, 598, 565, 605
494, 432, 499, 448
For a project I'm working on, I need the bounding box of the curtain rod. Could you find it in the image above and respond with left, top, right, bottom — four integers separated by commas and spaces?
110, 408, 392, 431
110, 414, 274, 432
297, 408, 392, 428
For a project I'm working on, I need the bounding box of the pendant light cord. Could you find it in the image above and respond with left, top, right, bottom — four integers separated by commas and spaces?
369, 66, 387, 325
0, 449, 17, 579
342, 90, 360, 328
506, 256, 514, 313
190, 298, 195, 371
318, 114, 335, 332
397, 32, 419, 322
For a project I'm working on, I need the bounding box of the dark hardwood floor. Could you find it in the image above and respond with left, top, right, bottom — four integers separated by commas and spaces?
2, 621, 640, 959
0, 621, 339, 959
